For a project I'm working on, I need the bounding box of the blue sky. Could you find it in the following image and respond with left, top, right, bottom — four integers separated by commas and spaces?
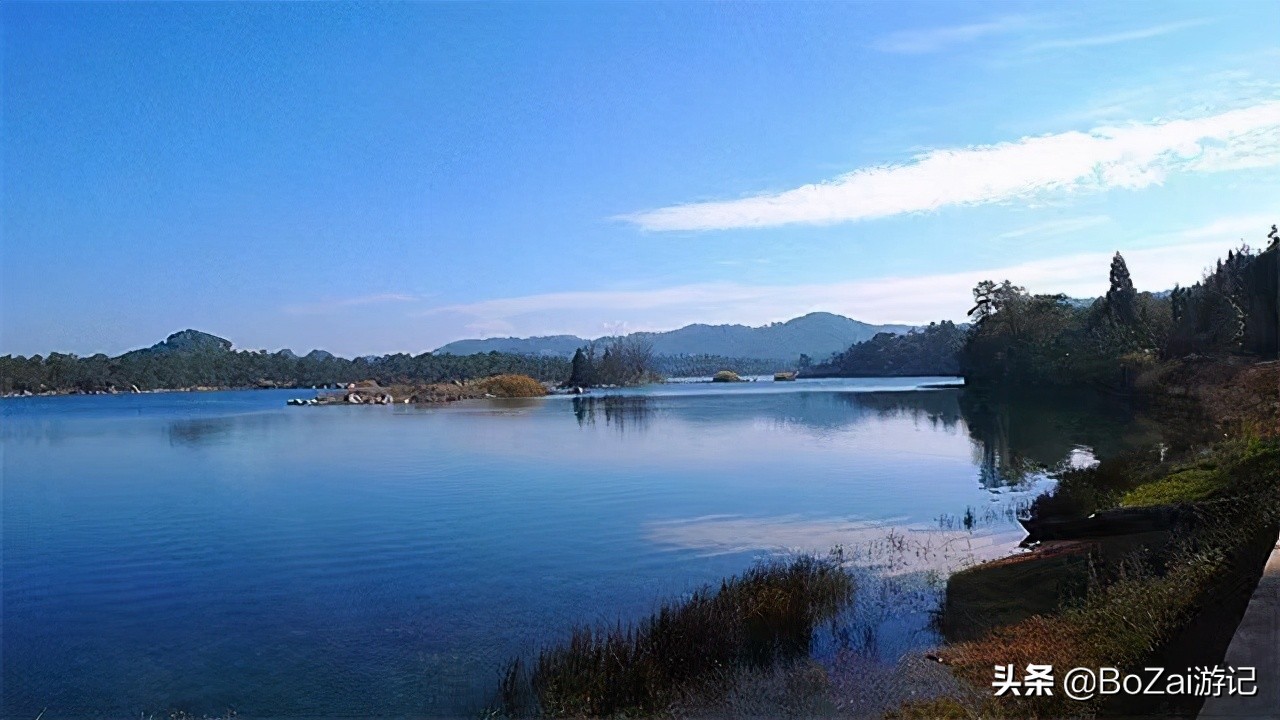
3, 1, 1278, 357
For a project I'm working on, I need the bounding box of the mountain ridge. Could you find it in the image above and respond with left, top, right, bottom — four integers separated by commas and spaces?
435, 312, 916, 362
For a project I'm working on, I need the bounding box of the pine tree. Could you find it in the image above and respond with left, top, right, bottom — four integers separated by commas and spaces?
1105, 252, 1138, 325
568, 347, 590, 387
1170, 284, 1184, 322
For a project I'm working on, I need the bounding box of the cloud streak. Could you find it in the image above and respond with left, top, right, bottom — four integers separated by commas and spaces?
282, 293, 418, 315
421, 235, 1254, 345
1027, 19, 1208, 51
997, 215, 1111, 240
622, 101, 1280, 232
871, 16, 1029, 55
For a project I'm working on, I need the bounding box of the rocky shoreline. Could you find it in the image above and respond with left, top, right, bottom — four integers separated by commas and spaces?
0, 381, 351, 399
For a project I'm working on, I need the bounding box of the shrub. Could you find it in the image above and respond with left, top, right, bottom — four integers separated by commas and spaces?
474, 374, 547, 398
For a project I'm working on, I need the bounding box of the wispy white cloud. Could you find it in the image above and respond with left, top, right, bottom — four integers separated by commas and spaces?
421, 234, 1259, 344
714, 257, 773, 266
871, 16, 1029, 55
282, 293, 418, 315
1028, 19, 1208, 52
1167, 214, 1278, 242
1042, 64, 1280, 131
622, 101, 1280, 232
998, 215, 1111, 240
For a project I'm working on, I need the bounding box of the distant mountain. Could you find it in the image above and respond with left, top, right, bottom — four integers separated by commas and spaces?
130, 331, 343, 362
142, 329, 233, 355
434, 334, 589, 357
1063, 288, 1172, 310
435, 313, 916, 362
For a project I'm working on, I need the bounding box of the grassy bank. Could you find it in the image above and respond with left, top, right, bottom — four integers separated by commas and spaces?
491, 554, 854, 718
904, 359, 1280, 719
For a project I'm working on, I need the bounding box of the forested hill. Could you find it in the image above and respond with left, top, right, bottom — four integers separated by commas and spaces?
809, 321, 967, 377
0, 330, 570, 394
436, 312, 914, 361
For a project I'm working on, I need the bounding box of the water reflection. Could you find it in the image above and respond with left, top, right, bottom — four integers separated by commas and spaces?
167, 416, 237, 446
570, 389, 966, 436
645, 514, 1019, 573
958, 389, 1164, 488
5, 382, 1175, 718
568, 388, 1160, 492
166, 412, 287, 447
572, 395, 653, 433
842, 390, 963, 432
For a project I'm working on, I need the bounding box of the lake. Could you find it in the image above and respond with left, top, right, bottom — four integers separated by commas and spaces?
2, 378, 1159, 717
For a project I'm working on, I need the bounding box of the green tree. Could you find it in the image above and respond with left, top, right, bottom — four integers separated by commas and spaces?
568, 347, 591, 387
1105, 252, 1138, 326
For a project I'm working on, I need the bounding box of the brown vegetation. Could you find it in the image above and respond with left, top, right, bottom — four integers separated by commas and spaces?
473, 374, 548, 398
1137, 357, 1279, 436
317, 374, 548, 405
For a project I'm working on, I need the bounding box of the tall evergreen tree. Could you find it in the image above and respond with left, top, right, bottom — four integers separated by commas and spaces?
1105, 252, 1138, 325
568, 347, 590, 387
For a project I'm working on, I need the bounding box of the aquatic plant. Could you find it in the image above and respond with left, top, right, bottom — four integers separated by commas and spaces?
494, 553, 854, 718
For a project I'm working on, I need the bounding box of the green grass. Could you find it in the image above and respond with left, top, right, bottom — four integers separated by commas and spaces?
493, 554, 854, 718
1120, 468, 1223, 507
1028, 450, 1162, 522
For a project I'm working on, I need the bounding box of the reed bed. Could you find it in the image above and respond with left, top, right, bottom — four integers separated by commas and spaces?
495, 553, 854, 718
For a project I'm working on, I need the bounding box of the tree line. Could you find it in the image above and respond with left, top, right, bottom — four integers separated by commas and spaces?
566, 336, 662, 387
809, 225, 1277, 386
0, 330, 571, 394
962, 226, 1278, 388
7, 227, 1274, 395
562, 337, 803, 385
809, 321, 966, 377
652, 354, 781, 378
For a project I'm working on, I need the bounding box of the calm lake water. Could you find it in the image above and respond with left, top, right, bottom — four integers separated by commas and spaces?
2, 379, 1159, 718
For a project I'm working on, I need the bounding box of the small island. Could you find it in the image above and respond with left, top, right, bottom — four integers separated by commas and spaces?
295, 374, 550, 406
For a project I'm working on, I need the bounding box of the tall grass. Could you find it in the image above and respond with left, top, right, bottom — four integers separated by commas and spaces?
494, 553, 854, 718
